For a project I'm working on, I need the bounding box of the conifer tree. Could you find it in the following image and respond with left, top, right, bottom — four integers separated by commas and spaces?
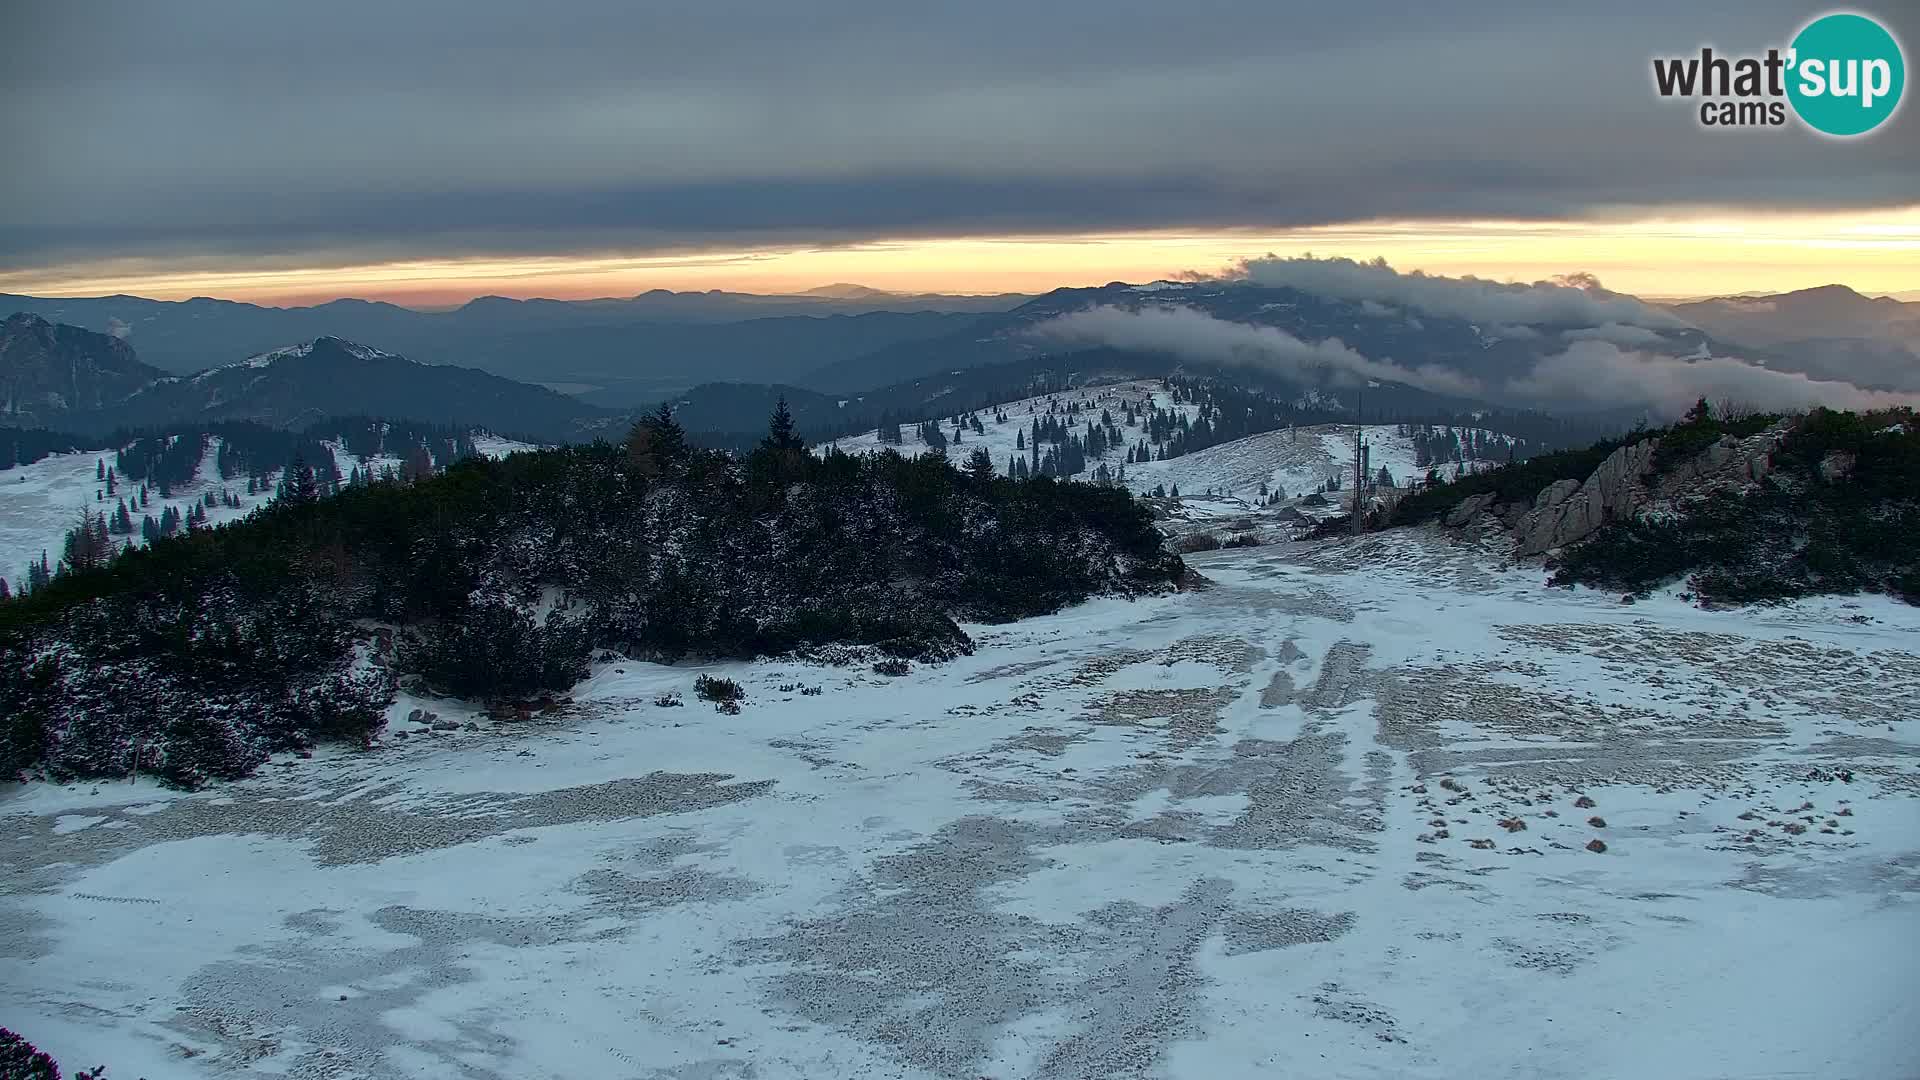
964, 447, 996, 483
762, 397, 805, 453
286, 453, 320, 504
626, 402, 689, 478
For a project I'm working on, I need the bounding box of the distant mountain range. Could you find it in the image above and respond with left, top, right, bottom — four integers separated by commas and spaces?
1664, 284, 1920, 391
0, 288, 1027, 405
6, 278, 1911, 448
801, 278, 1725, 393
0, 314, 611, 441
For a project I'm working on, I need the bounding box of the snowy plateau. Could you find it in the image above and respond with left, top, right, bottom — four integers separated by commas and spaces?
3, 528, 1916, 1079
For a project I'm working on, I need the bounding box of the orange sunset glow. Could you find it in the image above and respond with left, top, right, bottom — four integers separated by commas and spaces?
9, 209, 1918, 307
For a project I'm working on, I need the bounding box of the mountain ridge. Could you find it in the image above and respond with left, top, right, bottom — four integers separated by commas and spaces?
0, 319, 614, 441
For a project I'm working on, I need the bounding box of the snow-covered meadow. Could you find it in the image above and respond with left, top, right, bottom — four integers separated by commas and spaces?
0, 434, 541, 591
0, 437, 279, 589
4, 531, 1915, 1079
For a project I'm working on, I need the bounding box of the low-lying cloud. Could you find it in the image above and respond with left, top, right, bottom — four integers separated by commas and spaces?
1230, 255, 1689, 331
1031, 305, 1485, 399
1030, 304, 1917, 418
1510, 340, 1920, 415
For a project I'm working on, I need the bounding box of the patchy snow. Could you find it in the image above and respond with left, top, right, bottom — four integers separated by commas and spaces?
820, 378, 1200, 479
817, 383, 1507, 525
0, 429, 538, 591
4, 531, 1916, 1079
471, 434, 543, 459
0, 437, 278, 590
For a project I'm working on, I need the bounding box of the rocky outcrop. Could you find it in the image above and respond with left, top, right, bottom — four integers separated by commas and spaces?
1511, 438, 1659, 556
1651, 422, 1789, 500
1819, 450, 1856, 483
1444, 421, 1793, 557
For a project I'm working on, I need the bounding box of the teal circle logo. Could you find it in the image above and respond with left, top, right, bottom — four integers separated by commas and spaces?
1787, 12, 1905, 136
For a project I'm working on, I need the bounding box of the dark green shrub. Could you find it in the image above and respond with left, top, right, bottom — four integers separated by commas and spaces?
693, 674, 744, 704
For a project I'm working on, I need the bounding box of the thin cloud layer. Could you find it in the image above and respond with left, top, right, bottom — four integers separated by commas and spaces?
1031, 305, 1485, 399
1031, 304, 1919, 417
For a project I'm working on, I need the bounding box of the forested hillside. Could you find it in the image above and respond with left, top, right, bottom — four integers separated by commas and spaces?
0, 406, 1184, 787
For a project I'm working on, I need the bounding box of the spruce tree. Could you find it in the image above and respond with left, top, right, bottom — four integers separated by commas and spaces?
286, 453, 320, 504
965, 447, 996, 483
762, 397, 805, 453
627, 402, 689, 477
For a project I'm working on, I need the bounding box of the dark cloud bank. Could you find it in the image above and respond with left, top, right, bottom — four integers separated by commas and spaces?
2, 1, 1915, 272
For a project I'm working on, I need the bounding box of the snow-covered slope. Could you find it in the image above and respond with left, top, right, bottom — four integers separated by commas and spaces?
0, 434, 542, 591
5, 532, 1915, 1078
819, 379, 1509, 519
0, 439, 276, 589
820, 378, 1199, 477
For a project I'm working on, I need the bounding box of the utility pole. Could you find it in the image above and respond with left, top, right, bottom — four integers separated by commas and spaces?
1352, 394, 1366, 537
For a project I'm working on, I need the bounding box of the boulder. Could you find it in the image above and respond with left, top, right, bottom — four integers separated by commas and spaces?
1443, 492, 1496, 528
1535, 478, 1580, 510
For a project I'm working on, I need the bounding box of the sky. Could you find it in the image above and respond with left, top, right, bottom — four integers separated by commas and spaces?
3, 2, 1915, 306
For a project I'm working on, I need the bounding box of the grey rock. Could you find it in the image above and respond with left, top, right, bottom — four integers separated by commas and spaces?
1535, 478, 1580, 510
1513, 438, 1658, 556
1443, 492, 1496, 528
